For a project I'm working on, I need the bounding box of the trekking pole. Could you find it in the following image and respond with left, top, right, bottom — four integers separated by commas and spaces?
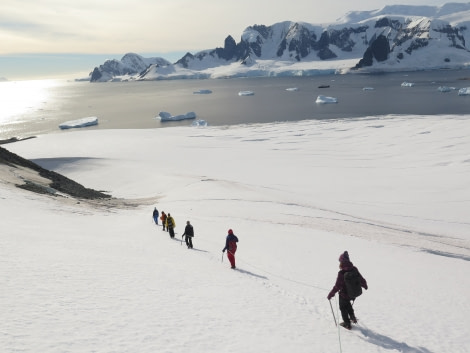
221, 252, 224, 262
335, 297, 343, 353
329, 299, 337, 327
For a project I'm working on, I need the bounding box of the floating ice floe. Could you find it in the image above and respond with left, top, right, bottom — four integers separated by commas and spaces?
191, 119, 208, 127
401, 82, 415, 87
238, 91, 254, 96
458, 87, 470, 96
59, 117, 98, 130
315, 95, 338, 104
438, 86, 455, 92
363, 87, 375, 91
193, 89, 212, 94
158, 111, 196, 122
285, 87, 298, 91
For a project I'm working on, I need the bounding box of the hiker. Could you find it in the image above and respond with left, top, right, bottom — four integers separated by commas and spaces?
160, 211, 167, 231
182, 220, 194, 249
327, 251, 368, 329
152, 207, 159, 225
222, 229, 239, 269
166, 213, 175, 238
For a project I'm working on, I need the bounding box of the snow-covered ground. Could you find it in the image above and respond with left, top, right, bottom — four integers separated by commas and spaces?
2, 114, 469, 353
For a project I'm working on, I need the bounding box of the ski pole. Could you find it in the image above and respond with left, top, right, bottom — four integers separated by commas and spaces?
221, 252, 224, 262
329, 299, 337, 327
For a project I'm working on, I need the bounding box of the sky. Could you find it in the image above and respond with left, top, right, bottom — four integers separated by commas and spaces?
2, 114, 469, 352
0, 0, 461, 79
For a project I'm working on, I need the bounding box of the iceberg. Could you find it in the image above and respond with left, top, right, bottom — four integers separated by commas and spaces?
238, 91, 254, 96
458, 87, 470, 96
401, 82, 415, 87
193, 89, 212, 94
285, 87, 299, 91
437, 86, 455, 92
363, 87, 375, 91
191, 119, 208, 127
59, 117, 98, 130
315, 95, 338, 104
158, 111, 196, 122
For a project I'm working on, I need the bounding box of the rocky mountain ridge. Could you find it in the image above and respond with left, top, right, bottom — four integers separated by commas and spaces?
90, 3, 470, 82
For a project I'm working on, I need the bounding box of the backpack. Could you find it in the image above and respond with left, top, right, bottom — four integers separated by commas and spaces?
344, 269, 362, 299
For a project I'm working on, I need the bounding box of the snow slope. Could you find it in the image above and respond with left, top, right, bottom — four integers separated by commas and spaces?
2, 115, 470, 353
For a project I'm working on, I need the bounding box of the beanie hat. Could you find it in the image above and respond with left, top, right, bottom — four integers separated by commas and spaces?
339, 251, 350, 263
228, 229, 233, 235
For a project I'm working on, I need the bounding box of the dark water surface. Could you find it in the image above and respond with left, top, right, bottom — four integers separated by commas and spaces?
2, 69, 470, 139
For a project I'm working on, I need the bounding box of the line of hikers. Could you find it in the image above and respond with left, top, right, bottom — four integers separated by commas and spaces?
153, 208, 367, 329
152, 207, 239, 268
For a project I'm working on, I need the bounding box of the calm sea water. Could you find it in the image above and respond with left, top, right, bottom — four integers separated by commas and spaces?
1, 69, 470, 140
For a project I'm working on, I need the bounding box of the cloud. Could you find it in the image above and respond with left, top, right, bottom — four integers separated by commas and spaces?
0, 0, 462, 55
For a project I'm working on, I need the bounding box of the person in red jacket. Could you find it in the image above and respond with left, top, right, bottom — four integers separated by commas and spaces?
222, 229, 239, 269
327, 251, 368, 329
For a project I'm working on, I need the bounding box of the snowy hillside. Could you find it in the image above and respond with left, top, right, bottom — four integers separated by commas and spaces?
2, 115, 469, 352
90, 2, 470, 82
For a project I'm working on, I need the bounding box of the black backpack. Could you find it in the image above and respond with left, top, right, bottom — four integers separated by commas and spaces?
344, 269, 362, 299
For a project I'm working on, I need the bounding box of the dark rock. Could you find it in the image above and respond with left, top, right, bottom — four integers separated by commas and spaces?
0, 146, 111, 200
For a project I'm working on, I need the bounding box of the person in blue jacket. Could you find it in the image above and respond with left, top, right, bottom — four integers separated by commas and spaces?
222, 229, 239, 269
152, 207, 159, 225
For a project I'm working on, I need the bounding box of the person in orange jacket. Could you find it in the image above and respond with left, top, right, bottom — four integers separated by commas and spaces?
160, 211, 167, 231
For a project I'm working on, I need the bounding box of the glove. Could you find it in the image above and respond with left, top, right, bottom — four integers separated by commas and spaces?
364, 284, 368, 290
327, 291, 334, 300
222, 249, 225, 252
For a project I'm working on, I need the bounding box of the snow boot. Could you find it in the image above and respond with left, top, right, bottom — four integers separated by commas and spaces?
340, 322, 351, 330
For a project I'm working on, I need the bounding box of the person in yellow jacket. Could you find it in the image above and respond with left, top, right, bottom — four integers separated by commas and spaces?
166, 213, 175, 238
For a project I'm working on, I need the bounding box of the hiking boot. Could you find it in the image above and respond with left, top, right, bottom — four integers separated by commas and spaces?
350, 316, 357, 324
340, 322, 351, 330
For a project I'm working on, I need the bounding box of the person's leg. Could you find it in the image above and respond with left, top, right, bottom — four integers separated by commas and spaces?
227, 252, 236, 268
339, 296, 352, 327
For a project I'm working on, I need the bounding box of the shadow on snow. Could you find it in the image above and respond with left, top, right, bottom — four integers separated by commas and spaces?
356, 326, 433, 353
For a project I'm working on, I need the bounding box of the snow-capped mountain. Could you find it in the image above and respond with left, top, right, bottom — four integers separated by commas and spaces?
90, 3, 470, 82
90, 53, 170, 82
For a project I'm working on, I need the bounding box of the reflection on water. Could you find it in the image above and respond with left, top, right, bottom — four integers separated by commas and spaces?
0, 79, 64, 123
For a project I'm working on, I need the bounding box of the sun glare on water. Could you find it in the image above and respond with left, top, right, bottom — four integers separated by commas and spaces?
0, 79, 64, 126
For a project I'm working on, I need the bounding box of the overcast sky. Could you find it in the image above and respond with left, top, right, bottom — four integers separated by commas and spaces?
0, 0, 459, 79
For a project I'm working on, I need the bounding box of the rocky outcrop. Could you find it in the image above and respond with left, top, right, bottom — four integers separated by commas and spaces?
0, 146, 111, 199
355, 34, 390, 68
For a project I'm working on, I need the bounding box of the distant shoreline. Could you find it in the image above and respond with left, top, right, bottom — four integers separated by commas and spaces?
0, 136, 36, 145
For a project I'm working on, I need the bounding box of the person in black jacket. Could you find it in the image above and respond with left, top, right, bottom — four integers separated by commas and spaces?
327, 251, 368, 329
182, 221, 194, 248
